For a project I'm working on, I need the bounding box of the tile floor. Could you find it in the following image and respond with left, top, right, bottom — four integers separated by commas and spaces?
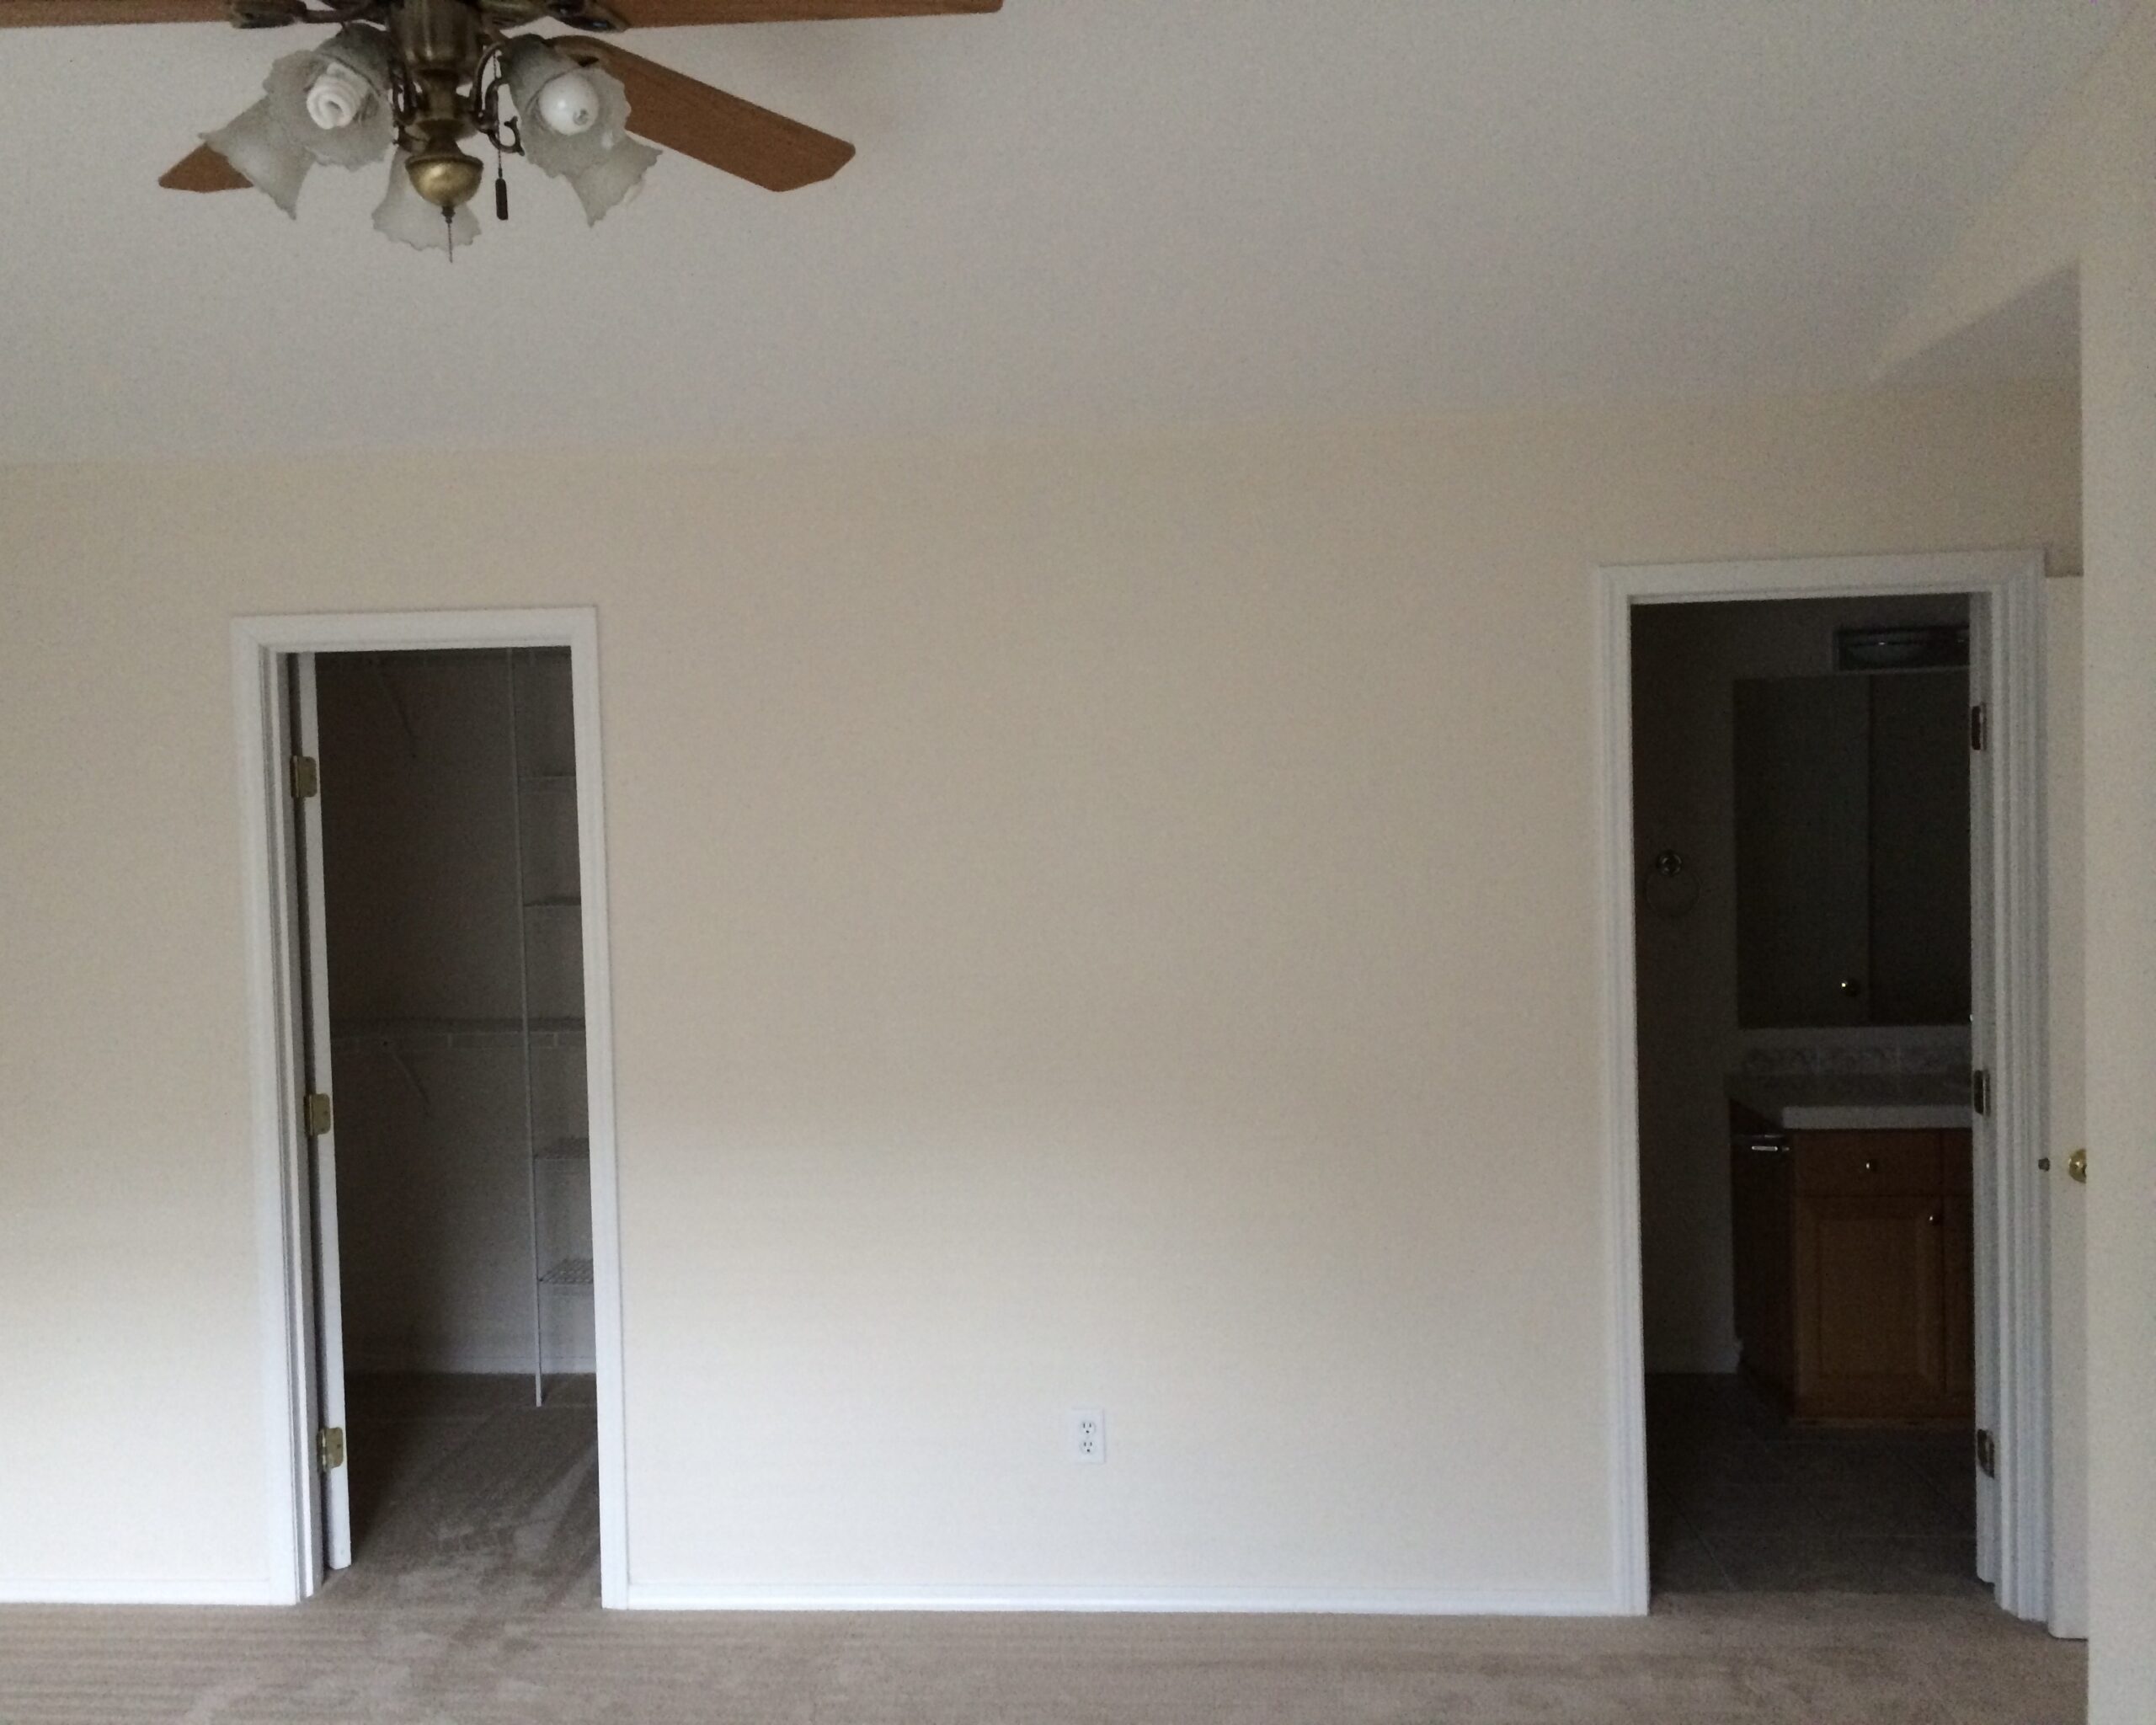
1647, 1372, 1983, 1595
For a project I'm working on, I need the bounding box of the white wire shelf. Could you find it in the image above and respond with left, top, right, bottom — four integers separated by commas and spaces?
539, 1256, 594, 1290
330, 1016, 585, 1053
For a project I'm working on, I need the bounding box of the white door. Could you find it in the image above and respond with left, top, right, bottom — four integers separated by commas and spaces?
1967, 601, 2000, 1588
291, 654, 355, 1573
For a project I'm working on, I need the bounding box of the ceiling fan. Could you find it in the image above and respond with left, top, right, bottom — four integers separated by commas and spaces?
0, 0, 1001, 250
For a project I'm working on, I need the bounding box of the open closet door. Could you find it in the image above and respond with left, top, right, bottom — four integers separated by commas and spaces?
291, 654, 354, 1573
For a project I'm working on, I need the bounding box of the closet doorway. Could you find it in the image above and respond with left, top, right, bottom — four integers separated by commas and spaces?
235, 611, 626, 1609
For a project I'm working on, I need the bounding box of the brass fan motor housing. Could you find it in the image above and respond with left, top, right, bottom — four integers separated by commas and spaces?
392, 1, 487, 210
406, 143, 485, 208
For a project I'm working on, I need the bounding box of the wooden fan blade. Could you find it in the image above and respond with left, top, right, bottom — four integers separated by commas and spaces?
0, 0, 996, 24
568, 40, 856, 192
606, 0, 996, 23
160, 142, 248, 193
0, 0, 225, 24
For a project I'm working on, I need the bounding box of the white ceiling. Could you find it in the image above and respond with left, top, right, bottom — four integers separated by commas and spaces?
0, 0, 2122, 463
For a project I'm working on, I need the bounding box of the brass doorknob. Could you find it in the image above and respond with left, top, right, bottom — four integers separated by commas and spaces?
2067, 1148, 2087, 1185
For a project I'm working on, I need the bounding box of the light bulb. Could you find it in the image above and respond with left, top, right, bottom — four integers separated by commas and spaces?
503, 38, 632, 177
303, 59, 370, 131
264, 28, 395, 171
537, 71, 600, 136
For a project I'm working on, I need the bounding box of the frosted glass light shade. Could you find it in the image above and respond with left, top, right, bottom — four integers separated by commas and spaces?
504, 39, 632, 178
203, 99, 312, 217
372, 152, 480, 252
569, 136, 659, 224
264, 27, 395, 170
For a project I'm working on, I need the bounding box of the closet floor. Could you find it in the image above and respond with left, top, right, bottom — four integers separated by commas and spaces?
323, 1372, 599, 1609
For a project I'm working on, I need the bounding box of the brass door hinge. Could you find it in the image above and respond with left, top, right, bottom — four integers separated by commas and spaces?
317, 1426, 345, 1471
305, 1092, 334, 1138
1975, 1429, 1997, 1479
1972, 1069, 1989, 1117
1970, 705, 1988, 752
290, 754, 319, 799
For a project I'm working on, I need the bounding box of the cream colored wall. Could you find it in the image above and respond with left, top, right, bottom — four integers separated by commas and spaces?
1630, 594, 1972, 1376
2079, 3, 2156, 1712
0, 386, 2078, 1600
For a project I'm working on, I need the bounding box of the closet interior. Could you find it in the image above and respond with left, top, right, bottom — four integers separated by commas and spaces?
312, 646, 599, 1585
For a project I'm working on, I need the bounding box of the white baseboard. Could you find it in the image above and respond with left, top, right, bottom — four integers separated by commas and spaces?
0, 1577, 286, 1606
622, 1583, 1622, 1616
0, 1576, 1620, 1617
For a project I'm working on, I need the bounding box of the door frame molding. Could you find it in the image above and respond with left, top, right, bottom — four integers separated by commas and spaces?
1593, 550, 2051, 1620
232, 606, 629, 1607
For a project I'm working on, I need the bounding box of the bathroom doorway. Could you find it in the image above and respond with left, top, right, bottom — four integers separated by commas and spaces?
1595, 552, 2055, 1623
1631, 593, 1977, 1595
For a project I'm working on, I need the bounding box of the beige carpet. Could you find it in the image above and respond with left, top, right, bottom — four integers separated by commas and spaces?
0, 1594, 2085, 1724
0, 1376, 2084, 1723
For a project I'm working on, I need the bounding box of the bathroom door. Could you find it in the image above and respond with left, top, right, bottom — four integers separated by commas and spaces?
1967, 606, 1999, 1589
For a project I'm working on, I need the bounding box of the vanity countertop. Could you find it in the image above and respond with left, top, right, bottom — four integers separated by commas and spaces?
1726, 1072, 1973, 1132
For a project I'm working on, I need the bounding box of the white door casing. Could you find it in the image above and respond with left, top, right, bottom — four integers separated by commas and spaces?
2043, 580, 2088, 1639
233, 608, 628, 1608
1596, 551, 2054, 1621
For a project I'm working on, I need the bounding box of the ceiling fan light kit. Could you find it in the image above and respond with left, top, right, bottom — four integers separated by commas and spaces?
270, 24, 395, 165
0, 0, 1007, 254
202, 95, 315, 213
372, 145, 478, 247
568, 131, 658, 221
502, 35, 616, 174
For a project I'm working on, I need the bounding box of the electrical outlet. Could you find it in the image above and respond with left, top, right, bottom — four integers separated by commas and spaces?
1067, 1407, 1106, 1464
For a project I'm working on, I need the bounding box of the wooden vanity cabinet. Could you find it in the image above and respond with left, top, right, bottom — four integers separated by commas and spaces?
1731, 1108, 1973, 1422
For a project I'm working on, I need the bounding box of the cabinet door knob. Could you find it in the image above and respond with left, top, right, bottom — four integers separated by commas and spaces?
1928, 1211, 1942, 1226
1863, 1158, 1878, 1173
2067, 1148, 2088, 1184
1838, 977, 1865, 997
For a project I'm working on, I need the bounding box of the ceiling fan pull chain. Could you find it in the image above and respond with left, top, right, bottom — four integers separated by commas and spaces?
495, 151, 510, 223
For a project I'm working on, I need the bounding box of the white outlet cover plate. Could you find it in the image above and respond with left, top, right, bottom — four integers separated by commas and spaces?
1066, 1407, 1105, 1463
